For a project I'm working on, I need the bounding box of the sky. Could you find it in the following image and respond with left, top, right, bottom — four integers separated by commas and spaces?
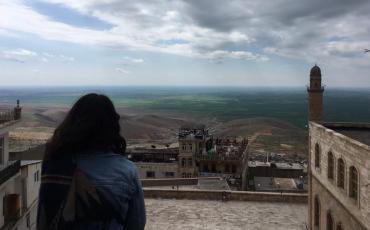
0, 0, 370, 87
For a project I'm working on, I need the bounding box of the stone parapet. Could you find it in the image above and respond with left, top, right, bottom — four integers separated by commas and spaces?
143, 188, 307, 203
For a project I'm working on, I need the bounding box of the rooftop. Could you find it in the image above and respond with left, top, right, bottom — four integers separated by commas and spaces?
178, 124, 210, 140
323, 122, 370, 146
145, 198, 307, 230
253, 177, 305, 192
0, 106, 21, 131
248, 161, 306, 170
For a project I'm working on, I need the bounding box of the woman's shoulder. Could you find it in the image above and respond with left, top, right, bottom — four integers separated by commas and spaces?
77, 151, 138, 179
106, 153, 137, 174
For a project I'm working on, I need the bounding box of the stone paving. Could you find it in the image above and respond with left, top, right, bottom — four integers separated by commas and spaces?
145, 199, 308, 230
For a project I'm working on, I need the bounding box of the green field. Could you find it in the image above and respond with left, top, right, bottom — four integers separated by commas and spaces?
1, 86, 370, 129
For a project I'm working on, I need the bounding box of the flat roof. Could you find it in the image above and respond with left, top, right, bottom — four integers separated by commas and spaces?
323, 122, 370, 146
126, 148, 179, 154
145, 198, 307, 230
197, 178, 230, 190
254, 177, 298, 191
0, 120, 20, 132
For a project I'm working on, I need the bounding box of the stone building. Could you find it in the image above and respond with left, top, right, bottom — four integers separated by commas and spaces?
178, 124, 212, 178
130, 126, 248, 182
196, 137, 247, 179
0, 102, 41, 230
308, 65, 370, 230
127, 148, 179, 179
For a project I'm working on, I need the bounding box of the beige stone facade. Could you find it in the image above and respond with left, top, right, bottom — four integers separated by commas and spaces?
178, 139, 201, 177
308, 122, 370, 230
135, 162, 178, 179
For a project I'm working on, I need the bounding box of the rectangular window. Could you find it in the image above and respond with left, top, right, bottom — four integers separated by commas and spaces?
34, 172, 37, 182
26, 213, 30, 228
34, 170, 40, 182
146, 171, 155, 178
181, 158, 186, 167
0, 137, 4, 164
187, 158, 192, 167
165, 172, 175, 178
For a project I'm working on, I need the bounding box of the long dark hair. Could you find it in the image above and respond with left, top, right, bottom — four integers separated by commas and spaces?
45, 93, 126, 158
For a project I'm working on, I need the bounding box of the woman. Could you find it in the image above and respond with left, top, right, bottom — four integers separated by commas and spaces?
37, 93, 146, 230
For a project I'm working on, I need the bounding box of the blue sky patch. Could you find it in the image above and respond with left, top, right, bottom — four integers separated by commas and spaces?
27, 1, 114, 30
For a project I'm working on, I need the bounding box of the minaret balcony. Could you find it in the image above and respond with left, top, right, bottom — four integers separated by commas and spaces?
307, 86, 324, 92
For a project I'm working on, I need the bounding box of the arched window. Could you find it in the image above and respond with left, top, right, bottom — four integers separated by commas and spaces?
349, 166, 358, 201
337, 158, 345, 189
327, 152, 334, 180
314, 196, 320, 228
336, 223, 343, 230
315, 143, 320, 169
327, 211, 334, 230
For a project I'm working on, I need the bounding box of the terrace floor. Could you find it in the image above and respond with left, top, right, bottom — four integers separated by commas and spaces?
145, 198, 307, 230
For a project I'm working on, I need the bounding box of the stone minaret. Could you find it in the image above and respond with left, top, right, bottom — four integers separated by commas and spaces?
307, 65, 324, 122
14, 99, 22, 120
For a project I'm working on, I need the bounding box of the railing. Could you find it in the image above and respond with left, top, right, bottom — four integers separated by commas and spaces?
0, 160, 21, 185
196, 154, 242, 161
0, 110, 15, 124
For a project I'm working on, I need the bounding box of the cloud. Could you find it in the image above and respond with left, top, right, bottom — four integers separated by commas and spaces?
205, 50, 268, 62
0, 1, 261, 61
42, 52, 55, 58
3, 49, 37, 57
59, 54, 75, 62
124, 56, 144, 63
1, 48, 38, 62
1, 0, 370, 67
115, 67, 130, 74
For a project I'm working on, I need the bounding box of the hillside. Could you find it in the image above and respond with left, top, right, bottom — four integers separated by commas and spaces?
9, 106, 308, 158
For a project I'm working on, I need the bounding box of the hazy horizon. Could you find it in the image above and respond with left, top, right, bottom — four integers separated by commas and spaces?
1, 86, 369, 128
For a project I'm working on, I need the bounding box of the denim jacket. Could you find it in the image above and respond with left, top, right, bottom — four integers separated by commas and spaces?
37, 151, 146, 230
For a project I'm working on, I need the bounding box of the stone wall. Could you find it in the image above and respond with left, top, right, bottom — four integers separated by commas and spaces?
310, 176, 367, 230
248, 166, 306, 179
135, 162, 179, 179
141, 177, 220, 187
309, 122, 370, 229
143, 188, 307, 203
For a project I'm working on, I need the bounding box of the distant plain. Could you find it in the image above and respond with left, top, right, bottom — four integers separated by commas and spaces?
1, 86, 369, 158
